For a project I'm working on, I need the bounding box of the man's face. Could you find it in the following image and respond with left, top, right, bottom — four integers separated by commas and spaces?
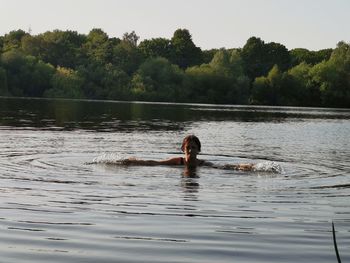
184, 141, 199, 159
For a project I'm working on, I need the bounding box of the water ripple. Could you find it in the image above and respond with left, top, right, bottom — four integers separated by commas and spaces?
1, 99, 350, 263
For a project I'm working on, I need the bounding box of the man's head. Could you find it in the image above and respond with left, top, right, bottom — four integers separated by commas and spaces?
181, 135, 201, 153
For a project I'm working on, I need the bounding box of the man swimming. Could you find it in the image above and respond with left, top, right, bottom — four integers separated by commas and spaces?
122, 135, 255, 171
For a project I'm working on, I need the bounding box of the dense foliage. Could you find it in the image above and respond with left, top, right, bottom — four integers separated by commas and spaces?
0, 29, 349, 107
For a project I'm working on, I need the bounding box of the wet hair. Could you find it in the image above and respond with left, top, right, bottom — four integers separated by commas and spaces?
181, 135, 201, 152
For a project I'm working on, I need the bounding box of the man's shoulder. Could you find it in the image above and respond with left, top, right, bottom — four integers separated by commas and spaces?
160, 157, 182, 165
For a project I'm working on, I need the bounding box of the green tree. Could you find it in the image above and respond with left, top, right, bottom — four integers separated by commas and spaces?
21, 34, 43, 58
265, 42, 291, 71
290, 48, 332, 66
202, 49, 219, 64
37, 30, 86, 68
0, 67, 9, 95
284, 62, 316, 106
131, 57, 184, 101
241, 37, 290, 80
138, 38, 172, 59
1, 50, 29, 95
99, 63, 131, 99
309, 42, 350, 107
0, 36, 4, 53
170, 29, 202, 69
112, 34, 143, 75
209, 49, 231, 71
185, 49, 250, 104
251, 65, 283, 105
185, 64, 216, 102
44, 67, 84, 99
2, 30, 27, 52
82, 28, 113, 66
77, 63, 130, 100
1, 50, 55, 96
241, 37, 266, 79
316, 49, 333, 63
122, 31, 139, 47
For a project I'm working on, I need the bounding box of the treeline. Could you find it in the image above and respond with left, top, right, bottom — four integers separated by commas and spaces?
0, 28, 349, 108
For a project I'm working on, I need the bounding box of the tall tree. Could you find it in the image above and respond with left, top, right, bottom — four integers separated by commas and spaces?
1, 50, 55, 96
251, 65, 283, 105
131, 57, 184, 101
290, 48, 333, 66
112, 32, 143, 75
21, 34, 43, 58
241, 37, 290, 80
241, 37, 266, 80
38, 30, 86, 68
202, 49, 219, 64
82, 28, 112, 66
309, 41, 350, 107
0, 67, 9, 95
44, 66, 84, 99
0, 36, 4, 53
283, 62, 314, 106
122, 31, 139, 47
265, 42, 291, 71
170, 29, 202, 69
2, 29, 27, 52
185, 49, 250, 104
138, 38, 172, 60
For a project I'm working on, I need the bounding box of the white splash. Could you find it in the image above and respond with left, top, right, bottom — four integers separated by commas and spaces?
253, 161, 283, 173
88, 153, 128, 165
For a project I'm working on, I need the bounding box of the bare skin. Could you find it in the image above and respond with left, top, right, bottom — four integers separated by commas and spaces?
122, 140, 206, 167
122, 140, 254, 171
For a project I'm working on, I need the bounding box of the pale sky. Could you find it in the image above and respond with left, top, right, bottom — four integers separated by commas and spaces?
1, 0, 349, 51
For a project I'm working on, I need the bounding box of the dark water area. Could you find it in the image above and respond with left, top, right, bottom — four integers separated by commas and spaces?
1, 96, 349, 131
0, 97, 349, 262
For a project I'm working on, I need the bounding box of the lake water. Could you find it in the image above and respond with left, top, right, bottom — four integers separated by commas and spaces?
0, 97, 349, 263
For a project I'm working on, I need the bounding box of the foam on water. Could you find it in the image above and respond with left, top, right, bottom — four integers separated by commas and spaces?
253, 161, 284, 174
88, 153, 128, 165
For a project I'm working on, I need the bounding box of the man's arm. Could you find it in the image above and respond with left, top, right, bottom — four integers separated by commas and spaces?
122, 157, 181, 166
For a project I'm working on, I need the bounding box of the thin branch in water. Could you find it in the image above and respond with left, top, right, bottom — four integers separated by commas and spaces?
332, 221, 342, 263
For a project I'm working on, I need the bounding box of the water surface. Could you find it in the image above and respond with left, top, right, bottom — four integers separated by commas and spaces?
1, 97, 349, 262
